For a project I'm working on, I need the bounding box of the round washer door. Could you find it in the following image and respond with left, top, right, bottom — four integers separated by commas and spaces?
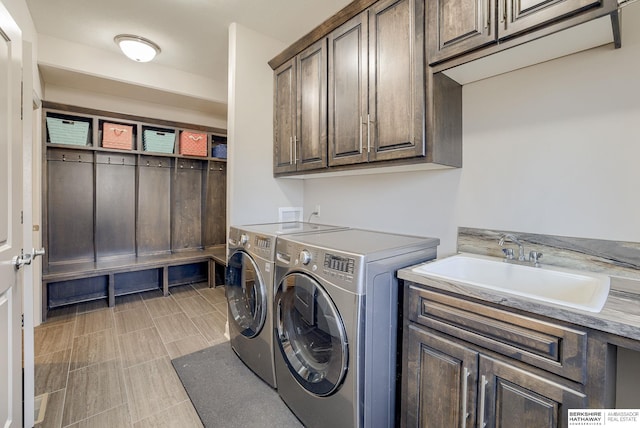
275, 272, 348, 396
226, 250, 267, 338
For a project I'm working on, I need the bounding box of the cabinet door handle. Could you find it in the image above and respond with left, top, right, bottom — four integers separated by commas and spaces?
289, 136, 293, 164
367, 114, 372, 153
461, 367, 470, 428
294, 135, 297, 164
501, 0, 507, 25
359, 116, 363, 154
478, 375, 489, 428
486, 0, 491, 34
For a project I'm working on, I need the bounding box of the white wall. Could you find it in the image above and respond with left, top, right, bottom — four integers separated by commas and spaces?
44, 83, 226, 129
458, 31, 640, 242
301, 3, 640, 256
227, 23, 303, 227
302, 170, 462, 254
38, 34, 226, 105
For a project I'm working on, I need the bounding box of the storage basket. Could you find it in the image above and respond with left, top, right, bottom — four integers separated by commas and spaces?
179, 131, 207, 157
46, 117, 90, 146
212, 144, 227, 159
102, 122, 133, 150
143, 130, 175, 154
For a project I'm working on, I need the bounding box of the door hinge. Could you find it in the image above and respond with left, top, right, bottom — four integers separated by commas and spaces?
21, 314, 24, 328
21, 210, 23, 224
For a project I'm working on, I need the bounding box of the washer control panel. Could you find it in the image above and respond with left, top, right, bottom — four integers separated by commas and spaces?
229, 227, 276, 259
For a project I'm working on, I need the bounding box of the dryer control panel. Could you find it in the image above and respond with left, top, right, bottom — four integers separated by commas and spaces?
324, 254, 355, 274
275, 239, 363, 290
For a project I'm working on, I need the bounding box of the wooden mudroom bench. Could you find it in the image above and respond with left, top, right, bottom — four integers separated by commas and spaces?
42, 246, 227, 321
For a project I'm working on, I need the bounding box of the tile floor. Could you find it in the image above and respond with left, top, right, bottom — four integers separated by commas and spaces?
34, 283, 228, 428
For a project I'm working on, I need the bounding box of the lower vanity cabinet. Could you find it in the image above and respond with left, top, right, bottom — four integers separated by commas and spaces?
402, 283, 614, 428
404, 325, 586, 427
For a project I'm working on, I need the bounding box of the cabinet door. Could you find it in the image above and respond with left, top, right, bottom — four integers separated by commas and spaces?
499, 0, 601, 40
369, 0, 425, 162
404, 325, 478, 428
427, 0, 497, 64
328, 12, 369, 167
296, 39, 327, 171
273, 59, 297, 174
478, 355, 587, 428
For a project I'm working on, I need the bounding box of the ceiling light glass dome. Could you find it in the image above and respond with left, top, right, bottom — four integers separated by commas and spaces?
114, 34, 161, 63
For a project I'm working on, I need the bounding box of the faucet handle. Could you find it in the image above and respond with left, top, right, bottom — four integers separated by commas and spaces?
502, 248, 514, 260
529, 251, 543, 264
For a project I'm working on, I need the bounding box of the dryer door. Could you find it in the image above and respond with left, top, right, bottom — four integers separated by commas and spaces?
226, 250, 267, 338
275, 272, 348, 396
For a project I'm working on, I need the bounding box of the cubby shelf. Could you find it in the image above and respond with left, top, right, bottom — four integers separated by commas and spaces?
41, 102, 228, 321
44, 106, 228, 160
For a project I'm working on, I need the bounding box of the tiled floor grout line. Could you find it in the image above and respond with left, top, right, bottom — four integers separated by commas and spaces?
114, 308, 135, 428
67, 329, 116, 374
140, 293, 176, 369
58, 315, 76, 428
60, 402, 125, 428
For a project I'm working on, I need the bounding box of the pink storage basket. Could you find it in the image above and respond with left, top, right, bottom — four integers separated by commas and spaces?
179, 131, 207, 156
102, 122, 133, 150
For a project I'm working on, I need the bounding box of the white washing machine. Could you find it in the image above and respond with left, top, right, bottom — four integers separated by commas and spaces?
273, 229, 439, 428
226, 222, 347, 388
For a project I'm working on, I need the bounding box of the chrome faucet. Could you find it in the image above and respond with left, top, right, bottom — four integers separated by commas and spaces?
498, 233, 543, 266
499, 233, 526, 261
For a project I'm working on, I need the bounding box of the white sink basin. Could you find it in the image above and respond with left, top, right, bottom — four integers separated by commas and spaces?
411, 253, 610, 313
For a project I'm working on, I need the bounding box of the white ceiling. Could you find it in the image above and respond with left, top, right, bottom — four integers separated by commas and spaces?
26, 0, 352, 113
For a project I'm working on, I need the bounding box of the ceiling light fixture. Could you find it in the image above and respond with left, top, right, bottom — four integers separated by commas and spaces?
114, 34, 161, 63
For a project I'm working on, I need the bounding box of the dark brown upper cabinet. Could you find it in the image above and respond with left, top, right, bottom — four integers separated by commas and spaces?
428, 0, 609, 64
273, 59, 296, 174
329, 0, 425, 167
273, 39, 327, 174
327, 12, 369, 167
270, 0, 463, 177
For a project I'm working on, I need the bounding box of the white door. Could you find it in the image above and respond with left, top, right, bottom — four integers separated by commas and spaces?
0, 3, 23, 428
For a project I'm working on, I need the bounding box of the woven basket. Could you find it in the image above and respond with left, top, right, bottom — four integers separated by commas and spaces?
143, 130, 175, 154
46, 117, 90, 146
212, 144, 227, 159
179, 131, 207, 157
102, 122, 133, 150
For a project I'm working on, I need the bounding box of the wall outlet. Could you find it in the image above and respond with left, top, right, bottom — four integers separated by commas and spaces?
314, 204, 321, 217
